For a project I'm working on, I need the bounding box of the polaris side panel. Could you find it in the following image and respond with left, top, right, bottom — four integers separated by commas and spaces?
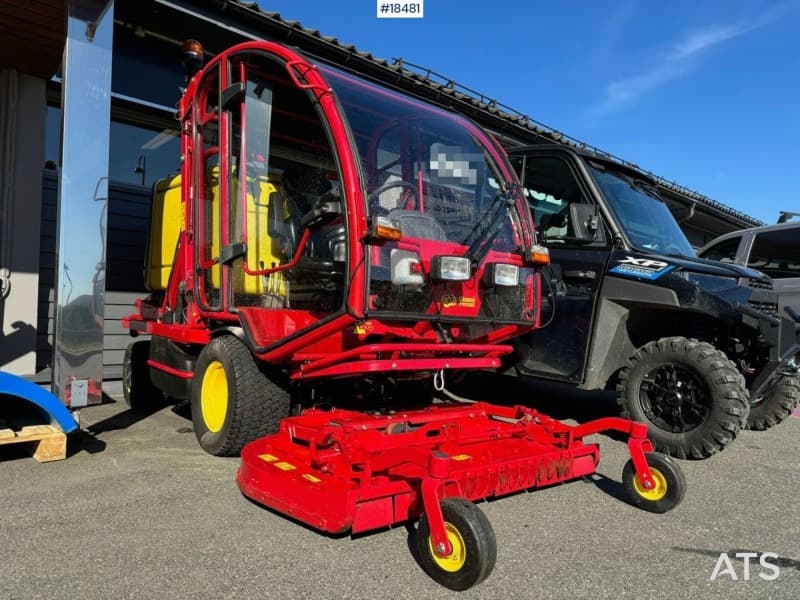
581, 277, 680, 390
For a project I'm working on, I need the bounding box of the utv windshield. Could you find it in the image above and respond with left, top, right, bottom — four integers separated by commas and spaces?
589, 166, 695, 257
319, 64, 520, 251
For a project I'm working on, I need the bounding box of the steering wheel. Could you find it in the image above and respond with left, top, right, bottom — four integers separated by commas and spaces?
367, 181, 419, 215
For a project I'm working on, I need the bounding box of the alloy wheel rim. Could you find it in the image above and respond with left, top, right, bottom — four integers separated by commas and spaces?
639, 362, 710, 433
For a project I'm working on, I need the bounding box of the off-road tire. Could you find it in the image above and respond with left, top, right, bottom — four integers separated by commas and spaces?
617, 337, 749, 459
122, 340, 160, 410
191, 335, 290, 456
746, 375, 800, 431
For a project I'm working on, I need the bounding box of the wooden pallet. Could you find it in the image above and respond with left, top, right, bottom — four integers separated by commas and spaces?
0, 424, 67, 462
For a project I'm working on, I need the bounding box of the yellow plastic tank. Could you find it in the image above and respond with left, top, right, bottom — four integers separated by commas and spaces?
145, 174, 184, 292
147, 168, 288, 299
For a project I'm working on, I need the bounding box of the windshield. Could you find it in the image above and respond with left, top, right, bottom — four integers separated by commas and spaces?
319, 64, 520, 251
589, 166, 695, 257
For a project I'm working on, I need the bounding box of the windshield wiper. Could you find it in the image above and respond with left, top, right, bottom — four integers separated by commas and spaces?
461, 186, 516, 264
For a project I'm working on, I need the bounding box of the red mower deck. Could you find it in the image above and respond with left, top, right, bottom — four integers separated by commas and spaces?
238, 401, 685, 590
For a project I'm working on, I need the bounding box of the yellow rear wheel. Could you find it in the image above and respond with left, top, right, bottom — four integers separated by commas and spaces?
190, 336, 290, 457
200, 360, 229, 433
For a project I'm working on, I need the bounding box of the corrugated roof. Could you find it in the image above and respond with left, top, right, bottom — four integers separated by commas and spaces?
196, 0, 763, 227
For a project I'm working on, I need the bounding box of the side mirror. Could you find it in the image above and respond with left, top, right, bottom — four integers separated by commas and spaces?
267, 191, 284, 237
569, 203, 603, 243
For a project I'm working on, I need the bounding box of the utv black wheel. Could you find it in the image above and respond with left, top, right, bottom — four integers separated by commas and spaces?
746, 375, 800, 431
622, 453, 686, 513
617, 337, 749, 459
416, 498, 496, 591
122, 340, 161, 410
191, 335, 290, 457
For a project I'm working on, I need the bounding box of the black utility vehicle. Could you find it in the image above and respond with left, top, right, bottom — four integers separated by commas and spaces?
506, 146, 800, 459
698, 217, 800, 431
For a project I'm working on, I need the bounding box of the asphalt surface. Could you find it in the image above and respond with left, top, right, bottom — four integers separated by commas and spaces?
1, 375, 799, 600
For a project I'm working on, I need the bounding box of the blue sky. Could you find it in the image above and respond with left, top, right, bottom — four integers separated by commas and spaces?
257, 0, 800, 224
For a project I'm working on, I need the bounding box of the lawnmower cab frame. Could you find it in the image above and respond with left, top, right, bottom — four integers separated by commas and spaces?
123, 40, 546, 454
507, 145, 800, 459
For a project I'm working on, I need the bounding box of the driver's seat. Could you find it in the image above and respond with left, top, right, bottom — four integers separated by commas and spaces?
388, 209, 447, 241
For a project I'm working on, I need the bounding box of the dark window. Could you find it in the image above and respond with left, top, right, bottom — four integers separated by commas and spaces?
112, 26, 185, 108
699, 237, 741, 264
510, 155, 606, 245
45, 106, 180, 187
589, 166, 693, 256
747, 229, 800, 278
109, 121, 180, 187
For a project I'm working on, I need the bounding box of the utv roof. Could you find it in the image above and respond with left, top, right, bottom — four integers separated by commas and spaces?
507, 144, 660, 186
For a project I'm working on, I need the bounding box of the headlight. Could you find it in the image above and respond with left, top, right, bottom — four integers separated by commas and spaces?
430, 256, 471, 282
677, 271, 738, 292
484, 263, 519, 287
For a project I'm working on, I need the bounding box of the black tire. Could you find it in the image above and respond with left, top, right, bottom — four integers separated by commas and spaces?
191, 335, 290, 456
617, 337, 749, 459
416, 498, 496, 591
746, 375, 800, 431
622, 453, 686, 513
122, 340, 160, 410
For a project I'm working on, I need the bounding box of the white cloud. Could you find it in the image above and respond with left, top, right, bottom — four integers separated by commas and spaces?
670, 22, 755, 59
589, 2, 796, 115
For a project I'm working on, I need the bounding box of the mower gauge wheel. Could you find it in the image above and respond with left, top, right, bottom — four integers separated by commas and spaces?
416, 498, 496, 591
622, 453, 686, 514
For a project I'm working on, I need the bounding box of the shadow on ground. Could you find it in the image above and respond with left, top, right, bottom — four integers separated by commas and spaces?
449, 371, 620, 423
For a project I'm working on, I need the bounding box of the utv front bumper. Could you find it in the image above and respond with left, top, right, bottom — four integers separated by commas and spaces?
736, 303, 800, 398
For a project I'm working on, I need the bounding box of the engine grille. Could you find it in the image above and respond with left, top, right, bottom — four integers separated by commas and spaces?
747, 278, 773, 290
748, 300, 779, 316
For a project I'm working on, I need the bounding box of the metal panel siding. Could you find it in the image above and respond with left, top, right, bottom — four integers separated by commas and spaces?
38, 173, 150, 379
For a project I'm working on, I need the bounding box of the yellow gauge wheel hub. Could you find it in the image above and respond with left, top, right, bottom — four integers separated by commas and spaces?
201, 360, 229, 433
633, 467, 668, 501
429, 522, 467, 572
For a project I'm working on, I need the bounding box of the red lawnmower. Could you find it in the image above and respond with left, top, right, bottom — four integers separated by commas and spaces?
124, 40, 686, 590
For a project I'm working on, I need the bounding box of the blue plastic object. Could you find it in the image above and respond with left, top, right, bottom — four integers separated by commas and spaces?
0, 372, 79, 434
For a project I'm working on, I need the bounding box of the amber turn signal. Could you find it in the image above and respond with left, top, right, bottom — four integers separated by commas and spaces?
530, 244, 550, 265
371, 216, 402, 241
